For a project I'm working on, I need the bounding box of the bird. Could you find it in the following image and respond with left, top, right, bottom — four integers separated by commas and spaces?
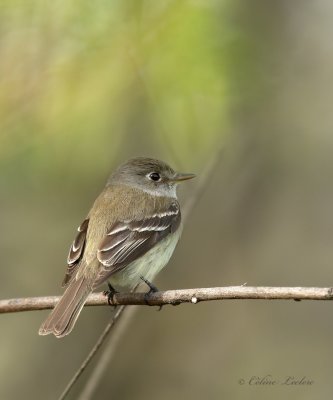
39, 157, 195, 338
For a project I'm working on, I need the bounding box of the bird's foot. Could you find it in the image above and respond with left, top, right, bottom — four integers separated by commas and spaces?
103, 282, 119, 309
140, 275, 163, 311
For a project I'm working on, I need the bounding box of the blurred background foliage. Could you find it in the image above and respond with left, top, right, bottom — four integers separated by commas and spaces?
2, 0, 333, 399
0, 0, 230, 188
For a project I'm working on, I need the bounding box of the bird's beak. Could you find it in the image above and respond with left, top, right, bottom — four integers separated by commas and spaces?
170, 172, 196, 183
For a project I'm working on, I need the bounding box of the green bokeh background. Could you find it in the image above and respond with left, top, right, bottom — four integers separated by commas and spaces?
1, 1, 333, 399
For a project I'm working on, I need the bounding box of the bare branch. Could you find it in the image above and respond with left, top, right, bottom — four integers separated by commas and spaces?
1, 286, 333, 314
58, 305, 126, 400
77, 305, 137, 400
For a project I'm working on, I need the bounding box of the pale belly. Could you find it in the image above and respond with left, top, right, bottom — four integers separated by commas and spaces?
109, 228, 182, 289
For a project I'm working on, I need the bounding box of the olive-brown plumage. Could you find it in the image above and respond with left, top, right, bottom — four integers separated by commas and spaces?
39, 157, 195, 338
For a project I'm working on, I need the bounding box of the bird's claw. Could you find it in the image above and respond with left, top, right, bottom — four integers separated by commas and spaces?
104, 282, 118, 309
141, 275, 162, 310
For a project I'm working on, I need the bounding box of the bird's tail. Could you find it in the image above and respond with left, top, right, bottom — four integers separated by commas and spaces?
38, 275, 92, 338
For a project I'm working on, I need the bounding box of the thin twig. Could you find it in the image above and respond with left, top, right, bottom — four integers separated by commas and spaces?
77, 305, 138, 400
58, 305, 126, 400
1, 286, 333, 315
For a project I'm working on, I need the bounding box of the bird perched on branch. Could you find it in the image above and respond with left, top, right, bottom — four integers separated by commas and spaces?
39, 157, 195, 338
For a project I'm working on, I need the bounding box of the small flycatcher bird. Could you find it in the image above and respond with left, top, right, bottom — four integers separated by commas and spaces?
39, 157, 195, 338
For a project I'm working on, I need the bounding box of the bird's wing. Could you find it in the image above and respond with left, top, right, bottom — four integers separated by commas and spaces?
62, 218, 89, 287
94, 202, 181, 287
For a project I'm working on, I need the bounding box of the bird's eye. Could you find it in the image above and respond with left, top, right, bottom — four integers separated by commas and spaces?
148, 172, 161, 182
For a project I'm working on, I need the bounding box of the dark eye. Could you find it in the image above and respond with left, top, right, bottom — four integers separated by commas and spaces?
148, 172, 161, 181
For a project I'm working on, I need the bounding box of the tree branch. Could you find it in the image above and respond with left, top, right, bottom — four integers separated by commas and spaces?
2, 286, 333, 314
58, 305, 126, 400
